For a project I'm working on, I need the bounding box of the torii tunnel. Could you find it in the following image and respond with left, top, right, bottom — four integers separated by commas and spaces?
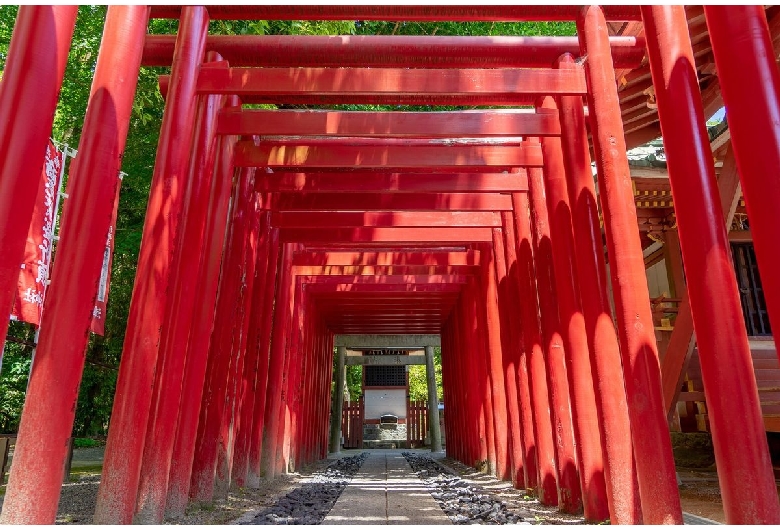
2, 4, 780, 526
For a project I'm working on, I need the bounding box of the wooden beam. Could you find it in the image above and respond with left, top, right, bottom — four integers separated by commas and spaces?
194, 66, 587, 105
274, 211, 502, 228
292, 250, 480, 267
218, 108, 561, 137
279, 227, 494, 243
272, 192, 514, 211
235, 142, 543, 169
257, 172, 528, 194
149, 5, 643, 21
144, 34, 646, 69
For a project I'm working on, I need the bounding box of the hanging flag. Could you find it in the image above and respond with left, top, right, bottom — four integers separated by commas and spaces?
89, 173, 122, 336
10, 141, 65, 326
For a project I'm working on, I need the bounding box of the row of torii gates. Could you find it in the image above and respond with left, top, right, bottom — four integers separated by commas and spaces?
1, 4, 780, 526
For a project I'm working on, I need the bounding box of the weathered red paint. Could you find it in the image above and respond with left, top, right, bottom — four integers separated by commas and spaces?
581, 5, 679, 524
476, 243, 509, 480
277, 211, 502, 228
196, 67, 586, 100
278, 280, 304, 472
214, 181, 261, 497
466, 276, 492, 470
512, 190, 582, 512
246, 230, 281, 487
235, 142, 543, 170
143, 34, 645, 69
232, 211, 272, 488
148, 5, 642, 22
555, 56, 639, 525
279, 228, 493, 244
501, 210, 541, 493
272, 193, 514, 212
492, 227, 527, 488
537, 113, 609, 522
0, 6, 76, 353
643, 5, 779, 524
135, 75, 225, 525
218, 108, 560, 137
261, 243, 296, 479
258, 173, 528, 194
0, 7, 144, 524
189, 168, 254, 502
94, 8, 208, 524
166, 127, 239, 517
293, 250, 480, 267
706, 6, 780, 369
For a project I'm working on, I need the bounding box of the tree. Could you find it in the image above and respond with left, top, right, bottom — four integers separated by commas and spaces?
0, 8, 576, 436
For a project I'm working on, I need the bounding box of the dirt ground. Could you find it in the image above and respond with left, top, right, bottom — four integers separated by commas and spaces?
671, 432, 780, 524
4, 437, 780, 524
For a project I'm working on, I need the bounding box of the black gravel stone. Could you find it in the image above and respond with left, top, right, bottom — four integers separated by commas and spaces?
402, 452, 526, 525
243, 453, 368, 525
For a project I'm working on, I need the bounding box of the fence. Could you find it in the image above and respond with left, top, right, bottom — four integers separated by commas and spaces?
407, 399, 429, 448
341, 397, 364, 449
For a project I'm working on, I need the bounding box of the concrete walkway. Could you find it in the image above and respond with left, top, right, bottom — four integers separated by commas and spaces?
323, 452, 450, 525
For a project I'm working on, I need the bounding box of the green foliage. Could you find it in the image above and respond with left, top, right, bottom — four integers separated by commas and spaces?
345, 365, 363, 401
407, 347, 443, 401
0, 8, 574, 438
0, 323, 33, 432
73, 437, 102, 448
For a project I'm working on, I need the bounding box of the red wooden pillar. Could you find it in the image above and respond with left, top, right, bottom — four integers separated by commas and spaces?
500, 218, 539, 491
452, 317, 467, 463
135, 67, 225, 524
524, 165, 582, 513
472, 245, 510, 480
297, 304, 314, 466
319, 328, 336, 459
463, 276, 489, 467
0, 8, 144, 524
642, 6, 780, 524
280, 280, 305, 472
189, 168, 255, 502
215, 181, 261, 497
94, 7, 208, 524
0, 6, 76, 351
275, 277, 300, 474
504, 208, 550, 497
706, 6, 780, 364
233, 210, 273, 488
492, 228, 527, 487
536, 123, 609, 522
508, 189, 558, 507
246, 228, 281, 487
304, 304, 320, 464
262, 242, 296, 479
580, 6, 683, 524
165, 129, 239, 516
558, 59, 644, 516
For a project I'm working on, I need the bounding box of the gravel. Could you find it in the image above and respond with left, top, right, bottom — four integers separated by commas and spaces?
241, 452, 368, 525
435, 456, 587, 525
403, 452, 528, 525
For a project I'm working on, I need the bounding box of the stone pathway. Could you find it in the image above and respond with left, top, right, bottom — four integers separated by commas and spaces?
322, 452, 451, 525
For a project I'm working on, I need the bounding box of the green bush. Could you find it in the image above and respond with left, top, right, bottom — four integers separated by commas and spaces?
73, 437, 101, 448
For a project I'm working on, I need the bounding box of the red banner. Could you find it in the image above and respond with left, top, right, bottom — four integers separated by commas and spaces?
10, 141, 64, 326
89, 175, 121, 336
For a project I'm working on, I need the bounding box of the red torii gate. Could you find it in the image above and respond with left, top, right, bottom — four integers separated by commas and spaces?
0, 4, 778, 527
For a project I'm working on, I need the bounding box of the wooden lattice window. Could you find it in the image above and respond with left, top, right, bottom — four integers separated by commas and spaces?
731, 242, 771, 337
